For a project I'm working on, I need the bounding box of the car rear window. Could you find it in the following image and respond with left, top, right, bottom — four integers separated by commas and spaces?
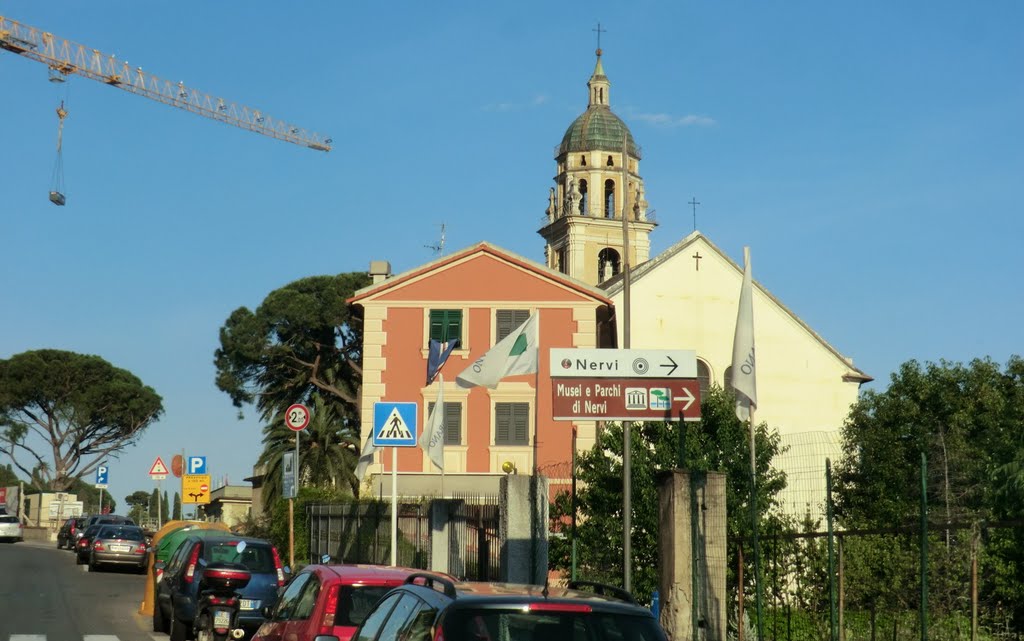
444, 611, 666, 641
100, 526, 144, 541
0, 516, 18, 524
205, 541, 275, 573
341, 585, 396, 627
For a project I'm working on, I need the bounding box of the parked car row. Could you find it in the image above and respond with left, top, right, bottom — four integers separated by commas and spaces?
0, 514, 24, 543
57, 514, 148, 573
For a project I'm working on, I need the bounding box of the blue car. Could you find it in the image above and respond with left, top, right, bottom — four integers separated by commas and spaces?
153, 534, 285, 641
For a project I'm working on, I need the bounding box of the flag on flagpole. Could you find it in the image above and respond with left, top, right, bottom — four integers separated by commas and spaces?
421, 374, 446, 470
354, 434, 379, 482
456, 313, 539, 389
731, 246, 757, 421
426, 338, 459, 385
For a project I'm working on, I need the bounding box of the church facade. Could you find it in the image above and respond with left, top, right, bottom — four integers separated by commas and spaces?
353, 48, 869, 518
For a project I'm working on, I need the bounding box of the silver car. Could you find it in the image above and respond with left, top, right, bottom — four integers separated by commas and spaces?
0, 514, 23, 543
88, 524, 148, 572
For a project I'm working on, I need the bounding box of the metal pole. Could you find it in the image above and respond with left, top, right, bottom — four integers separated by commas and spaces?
620, 131, 633, 592
391, 447, 398, 566
827, 459, 838, 641
290, 431, 298, 569
571, 426, 578, 582
920, 452, 928, 641
749, 408, 765, 641
156, 480, 162, 529
738, 543, 745, 641
99, 487, 104, 515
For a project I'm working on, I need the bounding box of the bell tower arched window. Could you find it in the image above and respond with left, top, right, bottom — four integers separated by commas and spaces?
597, 248, 620, 283
579, 179, 588, 216
698, 360, 712, 403
604, 179, 615, 218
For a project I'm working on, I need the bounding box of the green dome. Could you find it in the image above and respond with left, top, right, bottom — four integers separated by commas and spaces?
558, 106, 640, 158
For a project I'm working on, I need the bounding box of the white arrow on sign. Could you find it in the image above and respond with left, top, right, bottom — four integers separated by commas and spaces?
674, 387, 696, 411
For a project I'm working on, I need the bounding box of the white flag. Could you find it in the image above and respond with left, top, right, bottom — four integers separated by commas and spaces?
354, 434, 379, 482
421, 374, 446, 470
456, 312, 539, 389
731, 246, 757, 421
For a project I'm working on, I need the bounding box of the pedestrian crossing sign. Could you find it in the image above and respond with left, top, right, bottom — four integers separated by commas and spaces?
373, 402, 418, 447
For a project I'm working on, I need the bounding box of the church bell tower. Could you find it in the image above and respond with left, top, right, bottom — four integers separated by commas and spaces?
539, 48, 656, 287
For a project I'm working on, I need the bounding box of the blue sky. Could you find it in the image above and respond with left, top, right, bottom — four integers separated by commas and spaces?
2, 1, 1021, 508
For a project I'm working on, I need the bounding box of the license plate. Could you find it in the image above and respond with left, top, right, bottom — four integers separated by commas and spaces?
214, 610, 231, 627
110, 544, 130, 552
240, 599, 259, 610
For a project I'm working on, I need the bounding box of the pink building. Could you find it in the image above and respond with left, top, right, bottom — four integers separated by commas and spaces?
348, 242, 613, 497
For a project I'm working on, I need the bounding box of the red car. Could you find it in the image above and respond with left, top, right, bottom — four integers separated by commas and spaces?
251, 564, 423, 641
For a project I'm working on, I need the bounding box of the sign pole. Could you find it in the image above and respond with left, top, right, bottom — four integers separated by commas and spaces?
289, 430, 298, 569
156, 479, 162, 529
391, 446, 398, 566
98, 487, 104, 515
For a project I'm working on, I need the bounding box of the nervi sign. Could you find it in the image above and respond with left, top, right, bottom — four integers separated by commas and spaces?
549, 348, 698, 379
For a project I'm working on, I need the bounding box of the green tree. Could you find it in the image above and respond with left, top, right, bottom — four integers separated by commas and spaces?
549, 386, 785, 605
0, 463, 20, 487
834, 357, 1024, 627
173, 492, 182, 520
213, 273, 370, 422
258, 394, 360, 507
162, 490, 169, 521
0, 350, 163, 490
124, 490, 151, 523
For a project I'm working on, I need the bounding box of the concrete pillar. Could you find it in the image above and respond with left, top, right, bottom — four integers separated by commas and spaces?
430, 499, 465, 577
499, 474, 549, 584
658, 470, 728, 641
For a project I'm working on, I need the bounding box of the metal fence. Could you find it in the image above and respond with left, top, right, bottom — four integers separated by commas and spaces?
306, 501, 430, 568
444, 497, 501, 581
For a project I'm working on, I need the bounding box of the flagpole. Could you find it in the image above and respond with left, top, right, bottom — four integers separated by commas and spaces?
749, 406, 765, 641
531, 329, 541, 584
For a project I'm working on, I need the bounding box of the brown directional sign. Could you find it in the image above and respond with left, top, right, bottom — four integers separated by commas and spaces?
551, 377, 701, 421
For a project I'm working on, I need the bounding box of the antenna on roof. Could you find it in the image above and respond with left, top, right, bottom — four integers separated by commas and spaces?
425, 223, 446, 255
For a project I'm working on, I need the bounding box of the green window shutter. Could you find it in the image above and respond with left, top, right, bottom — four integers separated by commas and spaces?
512, 403, 529, 444
495, 402, 529, 445
496, 310, 530, 342
429, 310, 463, 343
495, 403, 511, 444
427, 402, 462, 446
445, 403, 462, 445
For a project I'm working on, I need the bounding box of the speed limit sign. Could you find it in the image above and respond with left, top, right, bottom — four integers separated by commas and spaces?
285, 403, 311, 432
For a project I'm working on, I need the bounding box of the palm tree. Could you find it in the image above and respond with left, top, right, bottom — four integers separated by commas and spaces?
257, 393, 360, 508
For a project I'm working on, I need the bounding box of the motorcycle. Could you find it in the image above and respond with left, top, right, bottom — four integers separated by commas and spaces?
194, 562, 251, 641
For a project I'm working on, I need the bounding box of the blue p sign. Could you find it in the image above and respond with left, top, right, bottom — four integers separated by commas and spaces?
187, 456, 207, 475
96, 466, 109, 485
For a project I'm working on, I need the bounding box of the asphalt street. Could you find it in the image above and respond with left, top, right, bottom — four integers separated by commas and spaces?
0, 539, 157, 640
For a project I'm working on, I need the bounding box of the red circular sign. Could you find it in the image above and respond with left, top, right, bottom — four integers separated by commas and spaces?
285, 403, 311, 431
200, 483, 209, 492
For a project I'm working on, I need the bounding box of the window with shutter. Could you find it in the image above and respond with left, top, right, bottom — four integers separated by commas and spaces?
495, 310, 530, 342
427, 402, 462, 445
429, 310, 462, 343
494, 402, 530, 446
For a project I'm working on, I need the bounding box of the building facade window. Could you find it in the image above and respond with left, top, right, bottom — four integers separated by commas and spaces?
597, 248, 620, 283
427, 401, 462, 445
496, 310, 530, 342
604, 179, 615, 218
429, 309, 462, 344
495, 402, 530, 445
697, 359, 712, 403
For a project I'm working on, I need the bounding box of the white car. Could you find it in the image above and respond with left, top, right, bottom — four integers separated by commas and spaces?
0, 514, 23, 543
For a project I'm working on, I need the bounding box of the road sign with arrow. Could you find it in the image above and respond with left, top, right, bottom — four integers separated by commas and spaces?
549, 348, 698, 379
182, 474, 211, 504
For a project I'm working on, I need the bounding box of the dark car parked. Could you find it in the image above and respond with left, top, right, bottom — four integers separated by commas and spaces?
57, 515, 89, 550
74, 515, 137, 564
153, 534, 285, 641
351, 575, 668, 641
88, 524, 149, 573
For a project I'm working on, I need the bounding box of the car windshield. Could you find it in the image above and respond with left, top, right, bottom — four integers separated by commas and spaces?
444, 611, 665, 641
341, 586, 396, 627
99, 526, 144, 541
205, 541, 275, 573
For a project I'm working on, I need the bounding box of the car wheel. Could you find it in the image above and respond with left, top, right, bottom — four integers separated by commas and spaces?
169, 613, 189, 641
75, 552, 85, 565
88, 559, 98, 572
153, 600, 168, 633
57, 539, 63, 550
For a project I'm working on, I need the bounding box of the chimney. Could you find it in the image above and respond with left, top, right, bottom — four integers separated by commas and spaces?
369, 260, 392, 284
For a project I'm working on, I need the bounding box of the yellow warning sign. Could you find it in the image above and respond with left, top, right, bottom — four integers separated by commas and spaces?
182, 474, 211, 504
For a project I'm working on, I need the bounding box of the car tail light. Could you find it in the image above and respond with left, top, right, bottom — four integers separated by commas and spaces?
134, 544, 147, 554
208, 596, 238, 606
184, 545, 201, 583
318, 583, 340, 633
205, 568, 251, 582
70, 525, 76, 535
434, 626, 445, 641
155, 567, 164, 583
528, 603, 592, 613
93, 541, 105, 551
271, 546, 285, 587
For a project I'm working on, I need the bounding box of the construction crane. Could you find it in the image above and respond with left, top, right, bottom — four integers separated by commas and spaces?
0, 15, 332, 153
